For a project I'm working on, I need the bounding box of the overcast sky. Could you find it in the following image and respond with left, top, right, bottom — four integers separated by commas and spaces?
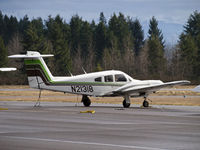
0, 0, 199, 44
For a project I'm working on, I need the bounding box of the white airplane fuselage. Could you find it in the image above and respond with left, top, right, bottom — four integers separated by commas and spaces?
28, 70, 163, 97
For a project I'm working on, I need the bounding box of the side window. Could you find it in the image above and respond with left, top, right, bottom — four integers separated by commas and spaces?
115, 74, 127, 82
104, 75, 113, 82
95, 77, 102, 82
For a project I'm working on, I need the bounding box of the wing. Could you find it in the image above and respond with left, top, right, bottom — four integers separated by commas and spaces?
112, 80, 190, 95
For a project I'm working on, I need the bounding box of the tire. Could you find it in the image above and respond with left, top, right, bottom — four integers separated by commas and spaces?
83, 96, 91, 107
143, 100, 149, 107
123, 99, 130, 108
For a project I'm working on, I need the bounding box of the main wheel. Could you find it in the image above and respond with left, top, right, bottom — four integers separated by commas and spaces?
123, 99, 130, 108
82, 96, 91, 107
143, 100, 149, 107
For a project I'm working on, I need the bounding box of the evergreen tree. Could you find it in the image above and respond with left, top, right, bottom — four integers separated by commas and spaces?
46, 15, 71, 75
90, 20, 96, 51
0, 11, 3, 36
128, 18, 144, 55
109, 13, 130, 52
184, 11, 200, 38
0, 36, 7, 67
99, 12, 106, 24
69, 15, 82, 56
118, 13, 130, 51
178, 11, 200, 82
148, 16, 164, 48
2, 15, 9, 43
108, 13, 118, 36
148, 35, 165, 79
22, 23, 38, 51
19, 15, 30, 37
6, 15, 18, 44
95, 12, 107, 63
107, 30, 118, 50
90, 20, 96, 36
80, 21, 92, 59
179, 34, 198, 80
31, 17, 44, 37
147, 16, 166, 79
22, 23, 47, 53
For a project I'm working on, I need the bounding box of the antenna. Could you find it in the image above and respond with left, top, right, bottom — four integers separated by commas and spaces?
66, 66, 73, 76
82, 67, 87, 74
69, 71, 73, 77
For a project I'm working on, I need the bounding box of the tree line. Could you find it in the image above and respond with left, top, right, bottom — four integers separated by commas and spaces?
0, 11, 200, 84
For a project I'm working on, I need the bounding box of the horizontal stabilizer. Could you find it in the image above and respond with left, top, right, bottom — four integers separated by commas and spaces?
8, 51, 53, 59
0, 68, 17, 71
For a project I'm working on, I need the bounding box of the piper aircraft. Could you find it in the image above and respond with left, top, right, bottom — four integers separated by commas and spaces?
9, 51, 190, 108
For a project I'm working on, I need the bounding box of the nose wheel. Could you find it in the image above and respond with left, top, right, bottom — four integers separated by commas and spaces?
82, 95, 91, 107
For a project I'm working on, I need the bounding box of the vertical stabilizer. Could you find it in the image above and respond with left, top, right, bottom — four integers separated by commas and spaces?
8, 51, 54, 89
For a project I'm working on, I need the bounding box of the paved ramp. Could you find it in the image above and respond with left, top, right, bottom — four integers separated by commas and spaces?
0, 101, 200, 150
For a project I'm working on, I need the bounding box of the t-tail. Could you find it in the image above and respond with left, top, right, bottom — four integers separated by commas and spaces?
8, 51, 54, 89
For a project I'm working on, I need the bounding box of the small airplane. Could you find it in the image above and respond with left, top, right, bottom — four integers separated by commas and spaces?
0, 68, 16, 71
8, 51, 190, 107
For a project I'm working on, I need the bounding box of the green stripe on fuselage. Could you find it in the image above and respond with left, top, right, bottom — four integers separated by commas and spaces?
24, 59, 125, 86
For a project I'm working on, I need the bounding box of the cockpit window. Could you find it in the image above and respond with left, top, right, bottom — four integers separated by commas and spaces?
104, 75, 113, 82
95, 77, 102, 82
115, 74, 127, 82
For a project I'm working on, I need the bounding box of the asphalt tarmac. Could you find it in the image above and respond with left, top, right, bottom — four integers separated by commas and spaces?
0, 101, 200, 150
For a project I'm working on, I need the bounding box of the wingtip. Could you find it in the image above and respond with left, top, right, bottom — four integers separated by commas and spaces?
178, 80, 191, 85
183, 80, 191, 84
